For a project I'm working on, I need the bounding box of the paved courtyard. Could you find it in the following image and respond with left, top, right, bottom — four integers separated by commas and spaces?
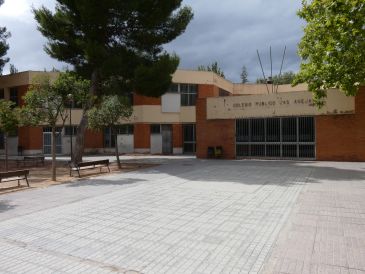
0, 157, 364, 274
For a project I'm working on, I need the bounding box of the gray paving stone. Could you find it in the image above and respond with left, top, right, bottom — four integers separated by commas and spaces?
1, 158, 364, 273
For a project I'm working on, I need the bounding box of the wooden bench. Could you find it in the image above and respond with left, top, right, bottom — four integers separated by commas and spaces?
0, 170, 30, 187
16, 156, 45, 167
69, 159, 111, 177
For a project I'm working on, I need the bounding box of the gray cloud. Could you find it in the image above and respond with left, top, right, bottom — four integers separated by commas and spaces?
1, 0, 305, 82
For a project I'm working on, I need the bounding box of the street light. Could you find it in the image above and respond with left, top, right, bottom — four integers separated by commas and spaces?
67, 93, 73, 161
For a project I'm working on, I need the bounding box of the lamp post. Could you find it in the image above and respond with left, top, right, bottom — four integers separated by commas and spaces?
67, 94, 73, 161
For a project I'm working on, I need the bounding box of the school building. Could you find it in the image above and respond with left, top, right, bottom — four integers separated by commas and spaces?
0, 70, 364, 161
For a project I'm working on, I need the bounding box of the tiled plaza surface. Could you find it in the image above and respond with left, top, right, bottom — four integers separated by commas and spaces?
0, 157, 364, 274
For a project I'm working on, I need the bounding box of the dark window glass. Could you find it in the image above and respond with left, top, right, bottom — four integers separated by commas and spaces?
266, 118, 280, 142
298, 117, 314, 142
282, 145, 297, 158
65, 126, 77, 136
266, 145, 281, 157
0, 89, 4, 99
117, 125, 134, 135
181, 84, 197, 106
236, 119, 250, 142
250, 119, 265, 142
183, 124, 196, 153
10, 87, 18, 106
251, 145, 265, 157
299, 145, 315, 158
282, 117, 297, 142
150, 124, 161, 134
168, 84, 179, 93
236, 144, 249, 157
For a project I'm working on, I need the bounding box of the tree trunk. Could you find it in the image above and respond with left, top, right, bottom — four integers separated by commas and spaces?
73, 69, 99, 164
4, 132, 8, 172
114, 127, 121, 169
51, 127, 57, 181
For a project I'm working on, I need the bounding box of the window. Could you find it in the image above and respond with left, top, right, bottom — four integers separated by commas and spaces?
116, 125, 134, 135
104, 127, 115, 148
0, 89, 4, 99
10, 87, 18, 106
150, 124, 161, 134
183, 124, 196, 153
236, 117, 315, 159
168, 84, 179, 93
181, 84, 197, 106
65, 126, 77, 136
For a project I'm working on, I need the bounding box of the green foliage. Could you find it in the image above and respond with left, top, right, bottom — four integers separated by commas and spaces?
9, 64, 18, 74
256, 71, 297, 85
0, 100, 19, 134
0, 0, 10, 75
294, 0, 365, 106
33, 0, 193, 97
88, 95, 133, 130
240, 66, 248, 83
23, 72, 90, 127
198, 61, 225, 78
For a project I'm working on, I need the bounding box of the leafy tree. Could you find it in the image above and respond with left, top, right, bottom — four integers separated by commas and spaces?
22, 73, 90, 181
0, 0, 10, 75
33, 1, 193, 163
88, 95, 133, 169
293, 0, 365, 106
198, 61, 225, 78
0, 100, 19, 171
256, 71, 296, 85
240, 66, 248, 83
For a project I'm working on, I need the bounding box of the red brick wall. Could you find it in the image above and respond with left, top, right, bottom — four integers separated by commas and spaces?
198, 84, 219, 99
134, 123, 151, 149
84, 129, 103, 149
316, 87, 365, 161
196, 98, 235, 159
18, 85, 28, 106
18, 126, 43, 150
133, 94, 161, 105
173, 124, 183, 148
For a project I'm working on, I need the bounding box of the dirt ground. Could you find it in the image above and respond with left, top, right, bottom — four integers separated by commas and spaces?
0, 160, 157, 195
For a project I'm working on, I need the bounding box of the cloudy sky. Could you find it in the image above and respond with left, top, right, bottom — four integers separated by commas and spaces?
0, 0, 304, 83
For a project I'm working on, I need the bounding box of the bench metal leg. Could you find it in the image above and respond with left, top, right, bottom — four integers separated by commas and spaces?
18, 179, 20, 187
77, 168, 81, 178
25, 176, 29, 187
107, 165, 110, 173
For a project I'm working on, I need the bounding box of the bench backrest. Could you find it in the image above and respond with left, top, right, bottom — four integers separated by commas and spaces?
0, 170, 30, 179
76, 159, 109, 168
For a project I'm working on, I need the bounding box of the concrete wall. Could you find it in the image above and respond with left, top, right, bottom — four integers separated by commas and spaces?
150, 134, 162, 154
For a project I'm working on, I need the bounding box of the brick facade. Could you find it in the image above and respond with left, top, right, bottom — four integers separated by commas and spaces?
196, 98, 235, 159
316, 88, 365, 161
18, 127, 43, 150
134, 124, 151, 149
84, 129, 103, 149
172, 124, 183, 148
133, 94, 161, 105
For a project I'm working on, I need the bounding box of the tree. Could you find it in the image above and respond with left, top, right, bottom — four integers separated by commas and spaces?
9, 64, 18, 74
293, 0, 365, 106
198, 61, 225, 78
88, 95, 133, 169
33, 1, 193, 163
22, 73, 90, 181
0, 100, 19, 171
240, 66, 248, 83
256, 71, 296, 85
0, 0, 10, 75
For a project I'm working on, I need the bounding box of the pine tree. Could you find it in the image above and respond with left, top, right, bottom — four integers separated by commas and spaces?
33, 1, 193, 162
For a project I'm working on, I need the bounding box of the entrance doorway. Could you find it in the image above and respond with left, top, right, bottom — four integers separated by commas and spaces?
43, 127, 62, 155
161, 124, 173, 155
